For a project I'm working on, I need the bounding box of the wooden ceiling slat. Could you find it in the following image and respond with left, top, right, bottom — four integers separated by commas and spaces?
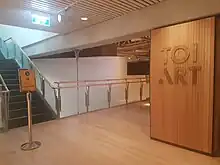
24, 2, 63, 10
20, 0, 164, 33
94, 0, 132, 13
74, 2, 122, 17
143, 0, 155, 5
126, 0, 149, 8
112, 0, 141, 10
81, 0, 127, 15
67, 3, 122, 19
28, 0, 68, 7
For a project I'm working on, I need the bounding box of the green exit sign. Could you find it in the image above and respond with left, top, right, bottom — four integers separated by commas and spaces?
32, 15, 50, 27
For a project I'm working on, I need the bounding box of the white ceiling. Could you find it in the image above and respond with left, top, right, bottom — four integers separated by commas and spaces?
0, 0, 165, 34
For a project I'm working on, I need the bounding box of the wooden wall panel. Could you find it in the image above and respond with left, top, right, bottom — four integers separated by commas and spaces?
213, 16, 220, 156
150, 17, 215, 153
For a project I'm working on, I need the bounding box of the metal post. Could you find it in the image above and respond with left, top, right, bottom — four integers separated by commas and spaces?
125, 81, 129, 105
41, 76, 45, 97
6, 47, 9, 58
140, 81, 143, 101
85, 86, 90, 113
56, 83, 62, 117
107, 84, 112, 108
21, 92, 41, 151
74, 49, 80, 114
53, 88, 60, 119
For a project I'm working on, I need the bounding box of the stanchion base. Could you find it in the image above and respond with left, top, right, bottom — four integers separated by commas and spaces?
21, 141, 41, 151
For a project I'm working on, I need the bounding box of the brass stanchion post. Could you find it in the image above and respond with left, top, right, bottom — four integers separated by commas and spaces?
21, 92, 41, 151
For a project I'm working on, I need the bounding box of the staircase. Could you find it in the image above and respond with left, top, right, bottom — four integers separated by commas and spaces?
0, 53, 55, 129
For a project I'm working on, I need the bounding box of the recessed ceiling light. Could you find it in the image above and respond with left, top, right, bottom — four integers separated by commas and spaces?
81, 17, 88, 21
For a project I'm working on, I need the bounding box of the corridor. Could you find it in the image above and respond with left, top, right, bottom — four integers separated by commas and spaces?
0, 102, 220, 165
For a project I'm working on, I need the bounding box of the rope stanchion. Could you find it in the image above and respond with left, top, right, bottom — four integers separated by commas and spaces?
21, 92, 41, 151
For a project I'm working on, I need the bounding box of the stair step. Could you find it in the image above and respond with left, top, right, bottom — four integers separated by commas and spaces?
10, 95, 26, 102
0, 65, 19, 69
7, 84, 20, 90
9, 107, 39, 118
9, 100, 37, 110
1, 74, 18, 79
10, 89, 22, 96
10, 93, 38, 102
4, 79, 19, 84
0, 70, 18, 74
8, 113, 47, 129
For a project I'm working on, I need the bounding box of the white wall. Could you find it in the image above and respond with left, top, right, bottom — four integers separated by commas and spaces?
24, 0, 220, 57
33, 57, 149, 118
0, 24, 58, 47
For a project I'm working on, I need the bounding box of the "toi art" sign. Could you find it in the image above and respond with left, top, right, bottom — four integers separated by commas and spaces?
158, 44, 202, 85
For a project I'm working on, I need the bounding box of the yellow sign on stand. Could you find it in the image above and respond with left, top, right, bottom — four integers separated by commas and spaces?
19, 69, 36, 92
19, 69, 41, 151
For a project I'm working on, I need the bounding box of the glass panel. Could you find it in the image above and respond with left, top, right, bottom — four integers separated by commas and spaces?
89, 85, 108, 112
143, 82, 150, 100
6, 41, 15, 59
45, 82, 57, 115
35, 70, 41, 92
78, 86, 87, 114
111, 83, 125, 107
128, 82, 141, 103
22, 55, 31, 69
0, 39, 8, 58
14, 44, 23, 67
60, 88, 78, 117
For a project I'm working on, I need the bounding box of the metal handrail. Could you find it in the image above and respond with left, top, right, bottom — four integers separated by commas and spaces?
55, 76, 149, 85
0, 74, 9, 92
4, 37, 55, 89
57, 80, 147, 89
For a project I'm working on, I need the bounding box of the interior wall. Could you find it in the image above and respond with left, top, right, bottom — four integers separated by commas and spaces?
33, 57, 149, 117
0, 24, 58, 47
150, 17, 215, 154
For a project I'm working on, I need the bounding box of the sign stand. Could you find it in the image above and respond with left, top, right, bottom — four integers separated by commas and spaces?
21, 92, 41, 151
18, 69, 41, 151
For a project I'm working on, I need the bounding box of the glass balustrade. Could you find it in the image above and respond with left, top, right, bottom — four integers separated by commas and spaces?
57, 78, 149, 118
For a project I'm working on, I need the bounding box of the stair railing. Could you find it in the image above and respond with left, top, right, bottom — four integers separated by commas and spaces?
0, 74, 10, 132
1, 37, 60, 118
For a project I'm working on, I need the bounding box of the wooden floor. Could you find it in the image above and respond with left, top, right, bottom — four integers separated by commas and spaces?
0, 102, 220, 165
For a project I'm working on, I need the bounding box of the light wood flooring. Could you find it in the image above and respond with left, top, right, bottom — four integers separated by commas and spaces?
0, 102, 220, 165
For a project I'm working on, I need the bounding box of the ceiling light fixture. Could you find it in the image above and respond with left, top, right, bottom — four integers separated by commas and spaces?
58, 14, 62, 23
81, 17, 88, 21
